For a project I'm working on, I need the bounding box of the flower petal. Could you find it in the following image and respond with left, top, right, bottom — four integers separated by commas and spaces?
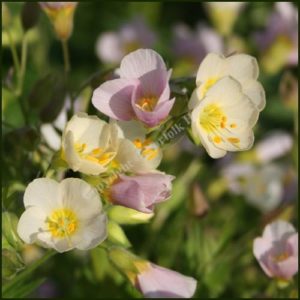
92, 79, 137, 120
263, 220, 296, 242
24, 178, 60, 213
17, 207, 47, 244
119, 49, 166, 79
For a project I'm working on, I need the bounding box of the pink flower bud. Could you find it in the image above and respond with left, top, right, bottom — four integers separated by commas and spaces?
109, 172, 175, 213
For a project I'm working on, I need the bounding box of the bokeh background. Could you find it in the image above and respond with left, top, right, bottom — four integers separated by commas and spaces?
2, 2, 298, 298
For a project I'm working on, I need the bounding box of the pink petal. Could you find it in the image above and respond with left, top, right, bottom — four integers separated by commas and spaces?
137, 263, 197, 298
277, 256, 298, 280
263, 220, 296, 242
119, 49, 166, 79
253, 238, 274, 277
92, 79, 137, 120
287, 233, 298, 256
133, 98, 175, 127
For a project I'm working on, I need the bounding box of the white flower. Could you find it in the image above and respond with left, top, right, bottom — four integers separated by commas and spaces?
114, 120, 163, 172
17, 178, 107, 253
189, 53, 266, 111
62, 112, 121, 175
244, 164, 284, 213
191, 77, 259, 158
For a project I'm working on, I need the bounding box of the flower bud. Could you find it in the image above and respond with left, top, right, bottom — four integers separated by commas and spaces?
108, 205, 154, 225
107, 221, 131, 248
39, 2, 78, 40
2, 249, 25, 280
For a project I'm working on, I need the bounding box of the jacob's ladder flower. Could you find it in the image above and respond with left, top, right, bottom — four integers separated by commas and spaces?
253, 220, 298, 281
92, 49, 175, 127
17, 178, 107, 253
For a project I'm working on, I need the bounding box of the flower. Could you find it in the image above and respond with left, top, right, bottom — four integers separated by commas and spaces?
39, 2, 78, 40
189, 53, 266, 111
205, 2, 246, 36
95, 17, 156, 64
190, 76, 259, 158
17, 178, 107, 253
171, 23, 223, 75
135, 262, 197, 298
255, 131, 293, 164
114, 120, 163, 173
254, 2, 298, 74
61, 113, 121, 175
253, 220, 298, 281
108, 172, 175, 213
243, 164, 284, 213
92, 49, 175, 127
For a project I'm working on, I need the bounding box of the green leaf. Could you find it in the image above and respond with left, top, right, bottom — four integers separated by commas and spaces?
2, 249, 25, 281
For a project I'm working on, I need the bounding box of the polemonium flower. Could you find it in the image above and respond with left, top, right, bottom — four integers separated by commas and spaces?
96, 17, 156, 64
92, 49, 175, 127
172, 23, 223, 66
243, 164, 284, 213
255, 2, 298, 74
108, 172, 175, 213
189, 53, 266, 111
205, 2, 246, 36
17, 178, 107, 253
135, 262, 197, 298
61, 113, 121, 175
191, 77, 259, 158
39, 2, 78, 40
114, 120, 163, 172
255, 131, 293, 163
253, 220, 298, 281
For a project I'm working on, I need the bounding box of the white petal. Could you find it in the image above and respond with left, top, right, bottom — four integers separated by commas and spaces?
59, 178, 102, 220
188, 88, 201, 110
24, 178, 61, 213
63, 112, 105, 151
17, 207, 47, 244
119, 49, 166, 79
196, 53, 226, 85
40, 124, 61, 151
241, 79, 266, 111
263, 220, 296, 242
116, 120, 147, 141
74, 213, 107, 250
225, 54, 259, 81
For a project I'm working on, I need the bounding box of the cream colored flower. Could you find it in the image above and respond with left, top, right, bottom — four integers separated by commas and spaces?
189, 53, 265, 111
17, 178, 107, 253
62, 113, 121, 175
114, 120, 163, 173
191, 77, 259, 158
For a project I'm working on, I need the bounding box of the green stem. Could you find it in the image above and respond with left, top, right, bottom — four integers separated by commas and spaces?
2, 250, 56, 295
61, 39, 70, 74
6, 28, 21, 76
16, 33, 28, 96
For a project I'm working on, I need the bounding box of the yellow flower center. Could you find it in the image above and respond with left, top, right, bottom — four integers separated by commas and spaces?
200, 103, 239, 145
199, 77, 219, 98
133, 138, 159, 160
273, 252, 289, 263
136, 96, 158, 112
75, 143, 115, 166
46, 208, 78, 238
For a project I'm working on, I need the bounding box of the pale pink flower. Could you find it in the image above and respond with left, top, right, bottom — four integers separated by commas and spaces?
136, 263, 197, 298
109, 172, 175, 213
92, 49, 175, 127
253, 220, 298, 280
95, 17, 156, 64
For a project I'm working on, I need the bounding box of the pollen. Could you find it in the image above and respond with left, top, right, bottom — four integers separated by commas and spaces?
136, 96, 158, 112
133, 138, 159, 160
47, 208, 78, 238
213, 136, 222, 144
230, 123, 237, 128
227, 137, 240, 143
199, 103, 225, 132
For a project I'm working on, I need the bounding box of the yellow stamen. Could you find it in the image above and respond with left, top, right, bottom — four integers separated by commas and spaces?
199, 77, 219, 98
230, 123, 237, 128
200, 104, 224, 132
136, 96, 158, 112
46, 208, 78, 238
273, 252, 289, 262
213, 136, 222, 144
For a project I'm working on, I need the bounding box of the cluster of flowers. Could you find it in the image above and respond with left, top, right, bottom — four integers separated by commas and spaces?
13, 2, 297, 297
